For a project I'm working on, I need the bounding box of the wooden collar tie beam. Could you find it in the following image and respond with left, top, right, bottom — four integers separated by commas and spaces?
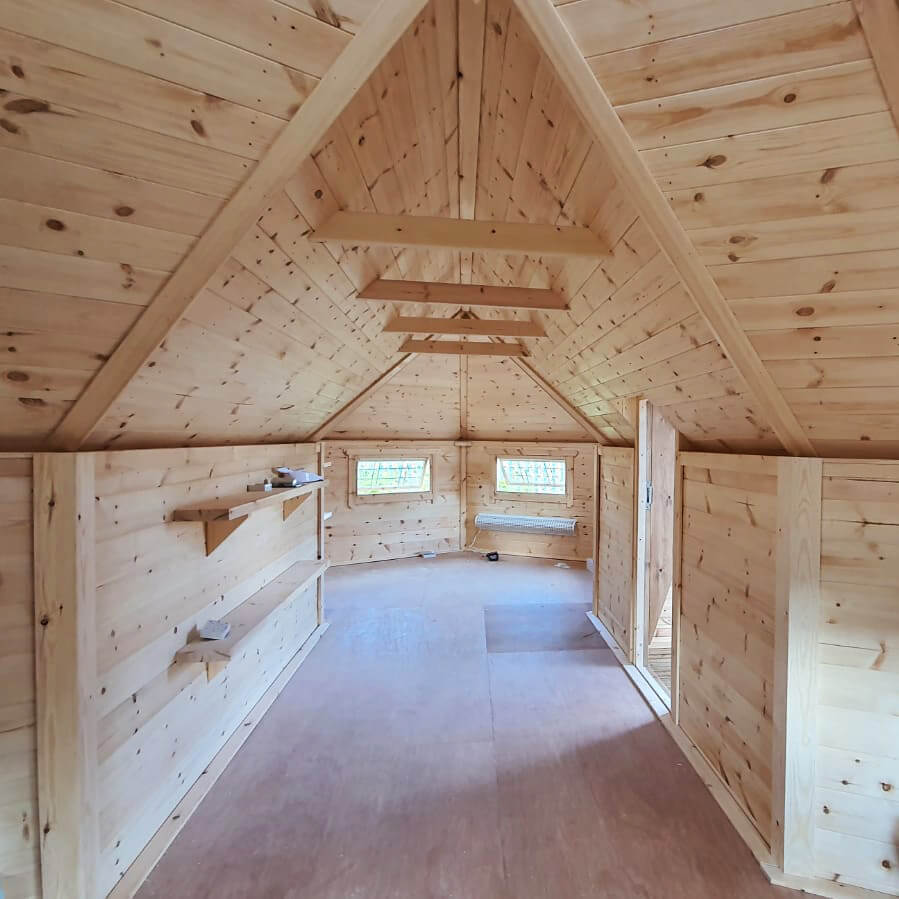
385, 316, 545, 338
312, 211, 607, 257
358, 279, 568, 310
399, 339, 527, 357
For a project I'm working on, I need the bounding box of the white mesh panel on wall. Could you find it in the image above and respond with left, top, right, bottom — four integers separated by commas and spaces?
473, 513, 576, 537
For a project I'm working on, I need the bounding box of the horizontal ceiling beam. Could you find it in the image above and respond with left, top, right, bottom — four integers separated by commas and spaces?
514, 0, 815, 457
313, 212, 607, 257
385, 316, 545, 338
400, 339, 527, 357
358, 279, 568, 309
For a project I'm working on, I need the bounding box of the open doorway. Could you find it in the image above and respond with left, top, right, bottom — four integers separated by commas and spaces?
636, 400, 677, 704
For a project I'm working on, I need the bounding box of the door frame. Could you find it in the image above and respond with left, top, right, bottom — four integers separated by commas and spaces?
635, 399, 673, 708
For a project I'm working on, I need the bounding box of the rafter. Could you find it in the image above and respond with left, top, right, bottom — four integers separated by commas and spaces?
513, 0, 815, 457
46, 0, 429, 451
312, 211, 607, 257
400, 339, 527, 356
385, 316, 545, 338
358, 279, 568, 309
855, 0, 899, 133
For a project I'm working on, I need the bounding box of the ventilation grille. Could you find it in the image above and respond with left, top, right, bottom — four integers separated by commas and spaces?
473, 512, 577, 537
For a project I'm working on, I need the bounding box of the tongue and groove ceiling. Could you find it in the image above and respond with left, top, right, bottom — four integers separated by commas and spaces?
1, 0, 898, 455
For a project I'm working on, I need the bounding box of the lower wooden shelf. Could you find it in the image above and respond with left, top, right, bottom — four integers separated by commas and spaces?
176, 558, 329, 679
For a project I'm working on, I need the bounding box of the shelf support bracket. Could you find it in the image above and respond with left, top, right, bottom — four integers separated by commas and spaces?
204, 517, 247, 556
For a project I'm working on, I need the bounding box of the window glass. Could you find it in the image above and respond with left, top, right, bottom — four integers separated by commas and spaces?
496, 458, 566, 495
357, 458, 431, 495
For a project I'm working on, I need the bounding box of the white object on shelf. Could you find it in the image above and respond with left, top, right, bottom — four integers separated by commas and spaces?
272, 467, 324, 487
198, 619, 231, 641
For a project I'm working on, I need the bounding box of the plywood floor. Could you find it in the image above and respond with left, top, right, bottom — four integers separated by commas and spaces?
138, 553, 792, 899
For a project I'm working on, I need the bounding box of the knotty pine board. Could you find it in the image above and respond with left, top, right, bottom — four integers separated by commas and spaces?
596, 447, 635, 655
0, 454, 39, 899
91, 443, 320, 893
570, 0, 899, 457
816, 463, 899, 894
465, 442, 596, 561
325, 440, 462, 564
679, 455, 779, 847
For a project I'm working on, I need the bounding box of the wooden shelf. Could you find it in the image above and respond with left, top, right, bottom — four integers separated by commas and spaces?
176, 558, 329, 679
173, 480, 327, 554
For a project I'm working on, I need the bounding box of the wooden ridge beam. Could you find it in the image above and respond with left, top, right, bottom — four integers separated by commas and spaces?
514, 0, 815, 457
358, 279, 569, 309
384, 316, 545, 338
458, 0, 486, 221
46, 0, 429, 450
458, 0, 487, 284
855, 0, 899, 133
400, 339, 527, 356
312, 211, 607, 257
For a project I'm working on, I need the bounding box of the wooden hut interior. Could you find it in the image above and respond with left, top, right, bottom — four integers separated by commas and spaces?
0, 0, 897, 896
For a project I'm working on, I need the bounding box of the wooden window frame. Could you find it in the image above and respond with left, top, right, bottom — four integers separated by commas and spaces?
492, 453, 574, 506
348, 453, 437, 507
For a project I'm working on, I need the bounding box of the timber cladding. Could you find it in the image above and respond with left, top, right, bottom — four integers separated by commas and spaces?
673, 453, 899, 896
465, 442, 596, 561
0, 454, 39, 899
679, 454, 778, 847
816, 461, 899, 894
92, 443, 321, 894
596, 446, 635, 655
324, 441, 462, 564
20, 443, 325, 898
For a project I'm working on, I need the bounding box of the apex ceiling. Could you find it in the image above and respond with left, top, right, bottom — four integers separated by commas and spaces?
1, 0, 898, 456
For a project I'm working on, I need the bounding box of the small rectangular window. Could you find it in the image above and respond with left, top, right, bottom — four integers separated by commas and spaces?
355, 458, 431, 497
496, 457, 566, 496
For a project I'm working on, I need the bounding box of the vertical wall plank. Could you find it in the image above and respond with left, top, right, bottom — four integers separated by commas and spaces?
634, 400, 651, 668
316, 442, 326, 624
772, 457, 823, 876
459, 445, 468, 550
670, 443, 684, 727
33, 453, 99, 899
592, 449, 600, 618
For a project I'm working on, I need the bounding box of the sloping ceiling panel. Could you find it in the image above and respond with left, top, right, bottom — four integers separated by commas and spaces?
0, 0, 354, 448
464, 355, 592, 440
467, 0, 776, 452
318, 349, 592, 441
3, 0, 898, 456
558, 0, 899, 456
322, 352, 462, 440
88, 1, 464, 448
